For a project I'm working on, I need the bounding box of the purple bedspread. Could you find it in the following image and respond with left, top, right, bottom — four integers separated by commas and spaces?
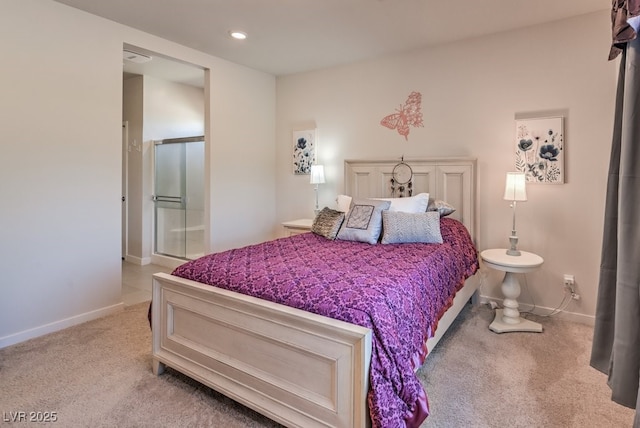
171, 217, 478, 427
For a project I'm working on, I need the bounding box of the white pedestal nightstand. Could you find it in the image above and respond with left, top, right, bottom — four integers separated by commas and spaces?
282, 219, 313, 237
480, 248, 544, 334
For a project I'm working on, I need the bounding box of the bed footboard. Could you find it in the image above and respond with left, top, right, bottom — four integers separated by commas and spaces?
151, 273, 372, 428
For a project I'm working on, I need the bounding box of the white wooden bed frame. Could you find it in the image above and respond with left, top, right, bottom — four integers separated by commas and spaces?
152, 158, 479, 428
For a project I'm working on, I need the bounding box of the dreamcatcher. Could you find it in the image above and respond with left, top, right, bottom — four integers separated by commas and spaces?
390, 157, 413, 197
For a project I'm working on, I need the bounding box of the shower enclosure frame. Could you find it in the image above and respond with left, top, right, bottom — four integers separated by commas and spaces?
152, 136, 205, 263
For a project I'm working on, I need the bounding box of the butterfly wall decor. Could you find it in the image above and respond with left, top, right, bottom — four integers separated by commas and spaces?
380, 91, 424, 140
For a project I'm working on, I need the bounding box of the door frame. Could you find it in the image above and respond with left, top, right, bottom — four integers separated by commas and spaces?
122, 121, 129, 260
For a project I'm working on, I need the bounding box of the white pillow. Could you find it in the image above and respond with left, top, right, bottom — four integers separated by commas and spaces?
336, 194, 352, 212
374, 192, 429, 213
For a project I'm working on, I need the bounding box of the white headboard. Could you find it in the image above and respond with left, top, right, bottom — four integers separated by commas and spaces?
344, 158, 478, 246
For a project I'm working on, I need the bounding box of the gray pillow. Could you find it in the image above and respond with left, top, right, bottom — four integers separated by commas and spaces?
381, 211, 443, 244
311, 207, 345, 240
336, 199, 391, 244
427, 198, 456, 217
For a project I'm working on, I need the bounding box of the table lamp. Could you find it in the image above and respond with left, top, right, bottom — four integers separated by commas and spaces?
310, 165, 325, 215
503, 172, 527, 256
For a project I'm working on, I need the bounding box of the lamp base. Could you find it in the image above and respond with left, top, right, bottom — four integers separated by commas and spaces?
313, 186, 320, 217
506, 235, 521, 256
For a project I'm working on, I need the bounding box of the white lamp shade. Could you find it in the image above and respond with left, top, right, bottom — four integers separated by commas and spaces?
310, 165, 325, 184
503, 172, 527, 201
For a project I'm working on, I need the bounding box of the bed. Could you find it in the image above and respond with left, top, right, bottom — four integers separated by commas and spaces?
151, 158, 480, 428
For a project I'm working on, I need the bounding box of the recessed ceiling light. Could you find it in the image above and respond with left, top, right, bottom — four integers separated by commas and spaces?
229, 31, 247, 40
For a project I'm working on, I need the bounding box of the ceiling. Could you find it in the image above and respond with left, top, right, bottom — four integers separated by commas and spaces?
55, 0, 609, 77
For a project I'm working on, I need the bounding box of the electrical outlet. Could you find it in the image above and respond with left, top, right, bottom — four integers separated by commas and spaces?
563, 274, 579, 300
563, 274, 575, 289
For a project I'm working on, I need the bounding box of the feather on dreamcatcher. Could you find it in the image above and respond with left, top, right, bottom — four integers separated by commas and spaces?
380, 91, 424, 140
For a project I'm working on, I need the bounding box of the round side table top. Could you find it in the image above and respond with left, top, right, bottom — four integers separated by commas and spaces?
480, 248, 544, 273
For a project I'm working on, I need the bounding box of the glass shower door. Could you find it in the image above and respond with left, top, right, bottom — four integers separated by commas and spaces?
153, 137, 204, 260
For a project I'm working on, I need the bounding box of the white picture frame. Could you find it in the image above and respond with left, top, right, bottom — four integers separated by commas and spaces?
292, 129, 316, 175
515, 116, 564, 183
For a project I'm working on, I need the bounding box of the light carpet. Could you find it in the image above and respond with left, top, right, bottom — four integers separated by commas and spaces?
0, 302, 634, 427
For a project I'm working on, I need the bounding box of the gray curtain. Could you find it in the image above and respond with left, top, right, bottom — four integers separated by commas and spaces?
591, 2, 640, 426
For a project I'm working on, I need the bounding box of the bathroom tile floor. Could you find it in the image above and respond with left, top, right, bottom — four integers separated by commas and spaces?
121, 261, 173, 306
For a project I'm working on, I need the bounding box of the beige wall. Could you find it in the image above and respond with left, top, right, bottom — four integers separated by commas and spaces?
0, 0, 276, 347
276, 11, 617, 323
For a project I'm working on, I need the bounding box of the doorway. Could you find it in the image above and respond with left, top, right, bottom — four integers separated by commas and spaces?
122, 44, 205, 268
122, 43, 206, 307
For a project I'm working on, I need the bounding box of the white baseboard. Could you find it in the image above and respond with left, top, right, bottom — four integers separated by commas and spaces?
0, 303, 124, 349
150, 254, 185, 270
124, 255, 151, 266
478, 295, 595, 326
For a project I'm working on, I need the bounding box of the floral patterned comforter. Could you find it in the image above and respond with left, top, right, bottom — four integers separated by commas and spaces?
171, 217, 478, 427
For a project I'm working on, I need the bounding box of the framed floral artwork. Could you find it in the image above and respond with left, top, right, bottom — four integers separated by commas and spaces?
515, 116, 564, 183
292, 129, 316, 175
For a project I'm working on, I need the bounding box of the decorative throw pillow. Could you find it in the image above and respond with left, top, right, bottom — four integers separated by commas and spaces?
373, 192, 429, 213
381, 211, 443, 244
427, 198, 456, 217
336, 199, 391, 244
311, 207, 345, 240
